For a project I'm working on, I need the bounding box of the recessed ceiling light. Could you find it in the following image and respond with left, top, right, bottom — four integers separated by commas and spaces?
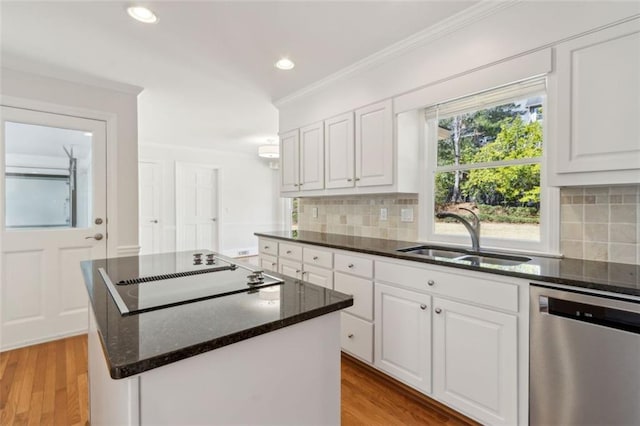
127, 6, 158, 24
275, 58, 295, 70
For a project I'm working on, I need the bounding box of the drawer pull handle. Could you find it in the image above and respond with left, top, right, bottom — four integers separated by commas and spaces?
271, 262, 276, 266
264, 246, 269, 249
347, 178, 353, 182
348, 263, 354, 269
295, 269, 301, 273
347, 334, 354, 339
435, 308, 442, 314
286, 250, 292, 254
427, 280, 435, 286
313, 256, 319, 260
420, 304, 427, 310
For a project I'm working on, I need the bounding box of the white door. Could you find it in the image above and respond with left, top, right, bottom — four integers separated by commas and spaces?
374, 282, 431, 393
1, 106, 107, 350
279, 129, 299, 192
432, 297, 517, 426
299, 122, 324, 191
139, 161, 162, 254
355, 100, 393, 187
324, 112, 354, 189
175, 163, 218, 252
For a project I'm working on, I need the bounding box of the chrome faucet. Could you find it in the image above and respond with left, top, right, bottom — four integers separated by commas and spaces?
435, 207, 481, 252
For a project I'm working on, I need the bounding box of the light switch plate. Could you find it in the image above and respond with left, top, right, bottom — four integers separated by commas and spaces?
312, 207, 318, 218
380, 208, 388, 221
400, 208, 414, 222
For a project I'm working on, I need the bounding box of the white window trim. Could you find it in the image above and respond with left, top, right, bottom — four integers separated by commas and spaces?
418, 82, 560, 257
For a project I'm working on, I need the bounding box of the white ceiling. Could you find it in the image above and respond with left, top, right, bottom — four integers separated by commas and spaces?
1, 1, 477, 153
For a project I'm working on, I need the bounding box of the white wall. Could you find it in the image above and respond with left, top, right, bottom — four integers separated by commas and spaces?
1, 67, 141, 256
278, 1, 639, 130
139, 143, 285, 257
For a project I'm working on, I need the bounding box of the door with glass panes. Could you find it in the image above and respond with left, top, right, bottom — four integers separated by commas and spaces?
1, 106, 107, 350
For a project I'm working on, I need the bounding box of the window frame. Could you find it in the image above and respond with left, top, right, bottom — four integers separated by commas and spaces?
419, 80, 560, 256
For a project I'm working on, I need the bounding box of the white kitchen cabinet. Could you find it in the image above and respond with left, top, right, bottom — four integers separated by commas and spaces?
259, 254, 278, 273
279, 257, 302, 280
334, 272, 373, 320
374, 283, 431, 394
550, 18, 640, 186
325, 112, 355, 190
279, 129, 299, 192
340, 312, 373, 363
280, 122, 325, 193
432, 297, 517, 426
355, 100, 394, 187
302, 264, 333, 289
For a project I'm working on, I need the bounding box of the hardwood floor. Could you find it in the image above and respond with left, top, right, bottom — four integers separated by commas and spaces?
1, 336, 475, 426
0, 334, 88, 426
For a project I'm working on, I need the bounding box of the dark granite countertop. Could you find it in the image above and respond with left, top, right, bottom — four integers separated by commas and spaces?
81, 253, 353, 379
255, 231, 640, 298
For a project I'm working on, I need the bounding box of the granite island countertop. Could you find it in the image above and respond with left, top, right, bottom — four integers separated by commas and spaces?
255, 230, 640, 298
81, 252, 353, 379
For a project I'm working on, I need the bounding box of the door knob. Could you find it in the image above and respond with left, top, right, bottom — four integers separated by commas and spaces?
85, 233, 104, 241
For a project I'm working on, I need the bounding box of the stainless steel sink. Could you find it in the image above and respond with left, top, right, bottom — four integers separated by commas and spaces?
396, 245, 531, 266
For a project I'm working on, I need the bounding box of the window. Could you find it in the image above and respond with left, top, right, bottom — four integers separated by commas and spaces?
423, 79, 555, 253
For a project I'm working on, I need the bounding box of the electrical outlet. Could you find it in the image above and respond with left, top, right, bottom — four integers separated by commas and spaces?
380, 208, 388, 221
312, 207, 318, 218
400, 208, 414, 222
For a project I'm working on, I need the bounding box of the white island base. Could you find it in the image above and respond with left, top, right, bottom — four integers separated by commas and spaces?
88, 310, 341, 425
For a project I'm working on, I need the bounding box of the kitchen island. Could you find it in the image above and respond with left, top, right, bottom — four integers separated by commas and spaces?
81, 251, 353, 426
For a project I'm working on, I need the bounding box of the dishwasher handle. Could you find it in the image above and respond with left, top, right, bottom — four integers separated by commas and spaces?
539, 295, 640, 335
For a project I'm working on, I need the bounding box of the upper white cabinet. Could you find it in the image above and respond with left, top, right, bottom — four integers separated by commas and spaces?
325, 112, 355, 190
279, 129, 299, 192
550, 18, 640, 185
279, 122, 325, 193
355, 100, 394, 187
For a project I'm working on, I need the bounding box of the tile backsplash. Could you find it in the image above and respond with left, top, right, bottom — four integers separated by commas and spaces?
298, 194, 419, 242
560, 185, 639, 265
297, 185, 639, 265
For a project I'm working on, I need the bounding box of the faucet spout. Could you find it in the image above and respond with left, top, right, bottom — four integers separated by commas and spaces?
435, 207, 481, 252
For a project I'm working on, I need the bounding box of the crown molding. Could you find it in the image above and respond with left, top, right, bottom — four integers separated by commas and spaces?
274, 0, 521, 107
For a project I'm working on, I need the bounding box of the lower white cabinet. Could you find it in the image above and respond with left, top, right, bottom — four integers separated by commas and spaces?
432, 297, 518, 426
341, 312, 373, 363
279, 258, 302, 280
302, 263, 333, 289
374, 283, 431, 393
260, 254, 278, 273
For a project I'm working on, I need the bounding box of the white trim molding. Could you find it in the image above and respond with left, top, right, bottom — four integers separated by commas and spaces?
117, 245, 141, 257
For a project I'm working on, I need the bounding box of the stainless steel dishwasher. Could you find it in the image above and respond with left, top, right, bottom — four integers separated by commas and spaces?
530, 284, 640, 426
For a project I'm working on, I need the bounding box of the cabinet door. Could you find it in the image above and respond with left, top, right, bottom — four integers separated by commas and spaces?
259, 254, 278, 272
335, 272, 373, 321
355, 100, 393, 187
278, 258, 302, 280
280, 129, 299, 192
432, 297, 517, 426
324, 112, 355, 189
374, 283, 431, 393
554, 19, 640, 177
302, 264, 333, 289
299, 122, 324, 191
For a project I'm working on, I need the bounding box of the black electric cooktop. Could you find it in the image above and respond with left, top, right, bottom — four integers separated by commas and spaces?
98, 251, 282, 316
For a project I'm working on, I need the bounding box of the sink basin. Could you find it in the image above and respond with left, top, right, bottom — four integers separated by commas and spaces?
396, 245, 467, 259
396, 245, 531, 266
455, 254, 531, 266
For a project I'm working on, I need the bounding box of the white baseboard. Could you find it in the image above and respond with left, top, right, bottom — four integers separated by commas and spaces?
117, 245, 141, 257
1, 328, 88, 352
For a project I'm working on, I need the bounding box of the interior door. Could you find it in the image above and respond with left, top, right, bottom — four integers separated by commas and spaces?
175, 163, 218, 252
1, 105, 107, 350
139, 160, 162, 254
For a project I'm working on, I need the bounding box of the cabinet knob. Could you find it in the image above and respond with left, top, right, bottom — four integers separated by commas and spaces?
347, 334, 354, 339
299, 183, 303, 186
347, 263, 354, 269
347, 178, 353, 182
355, 177, 360, 181
294, 183, 299, 187
313, 256, 318, 260
427, 280, 435, 286
420, 304, 427, 310
286, 250, 292, 254
295, 269, 301, 273
435, 308, 442, 314
271, 262, 276, 267
264, 246, 269, 249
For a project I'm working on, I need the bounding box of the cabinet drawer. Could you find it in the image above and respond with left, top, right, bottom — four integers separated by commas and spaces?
259, 254, 278, 273
259, 239, 278, 257
335, 272, 373, 320
303, 264, 333, 289
341, 312, 373, 363
279, 258, 302, 280
279, 243, 302, 261
303, 246, 333, 269
335, 253, 373, 278
375, 260, 518, 312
